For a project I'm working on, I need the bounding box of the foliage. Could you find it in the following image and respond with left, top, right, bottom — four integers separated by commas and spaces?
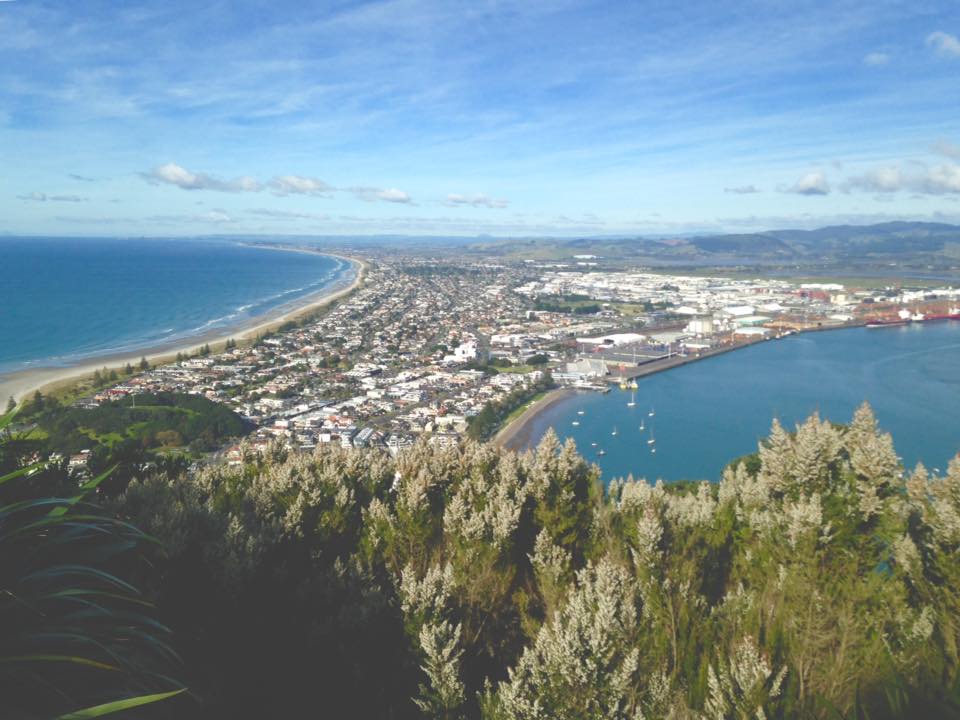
104, 402, 960, 719
466, 373, 554, 441
533, 294, 603, 314
0, 409, 186, 718
24, 392, 251, 491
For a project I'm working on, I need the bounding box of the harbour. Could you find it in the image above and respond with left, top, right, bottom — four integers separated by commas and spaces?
511, 320, 960, 483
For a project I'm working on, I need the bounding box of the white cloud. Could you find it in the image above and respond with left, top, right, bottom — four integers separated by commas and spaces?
141, 164, 413, 204
863, 52, 890, 66
844, 162, 960, 195
723, 185, 760, 194
921, 164, 960, 193
143, 162, 261, 192
926, 31, 960, 58
268, 175, 334, 196
784, 171, 830, 196
350, 186, 414, 204
444, 193, 508, 208
843, 166, 904, 193
17, 191, 87, 202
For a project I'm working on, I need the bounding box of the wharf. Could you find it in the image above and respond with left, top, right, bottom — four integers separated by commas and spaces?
604, 321, 860, 384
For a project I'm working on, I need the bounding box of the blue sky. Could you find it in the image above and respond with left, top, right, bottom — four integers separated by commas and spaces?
2, 0, 960, 237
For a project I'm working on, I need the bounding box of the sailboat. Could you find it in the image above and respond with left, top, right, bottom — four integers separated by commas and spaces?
646, 425, 656, 446
597, 448, 606, 456
611, 425, 618, 437
626, 388, 636, 407
648, 407, 655, 417
639, 420, 645, 431
571, 420, 580, 426
577, 409, 585, 416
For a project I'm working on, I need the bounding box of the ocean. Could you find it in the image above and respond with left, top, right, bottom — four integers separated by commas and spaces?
521, 322, 960, 483
0, 237, 351, 375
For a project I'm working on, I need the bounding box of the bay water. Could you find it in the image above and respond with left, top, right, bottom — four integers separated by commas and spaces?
0, 237, 350, 374
522, 322, 960, 482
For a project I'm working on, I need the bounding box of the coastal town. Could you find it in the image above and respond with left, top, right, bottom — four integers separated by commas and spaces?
43, 251, 960, 470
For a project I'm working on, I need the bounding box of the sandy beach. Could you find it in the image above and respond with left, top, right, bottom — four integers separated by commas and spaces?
0, 251, 367, 407
494, 386, 577, 451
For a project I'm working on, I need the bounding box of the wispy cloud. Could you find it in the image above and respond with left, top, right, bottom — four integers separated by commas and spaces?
349, 186, 414, 204
863, 52, 890, 66
143, 162, 261, 192
444, 193, 508, 208
933, 138, 960, 161
139, 164, 412, 205
68, 173, 96, 182
926, 31, 960, 57
247, 208, 329, 221
268, 175, 334, 197
7, 3, 960, 235
146, 209, 236, 223
17, 191, 87, 202
783, 172, 830, 196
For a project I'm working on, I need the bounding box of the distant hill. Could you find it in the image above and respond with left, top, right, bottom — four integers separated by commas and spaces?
464, 221, 960, 267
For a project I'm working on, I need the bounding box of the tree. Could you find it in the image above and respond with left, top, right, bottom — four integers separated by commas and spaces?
139, 356, 150, 371
124, 362, 134, 375
5, 396, 15, 414
82, 405, 960, 717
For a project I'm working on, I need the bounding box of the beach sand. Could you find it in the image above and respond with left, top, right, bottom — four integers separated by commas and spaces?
494, 387, 576, 451
0, 252, 367, 407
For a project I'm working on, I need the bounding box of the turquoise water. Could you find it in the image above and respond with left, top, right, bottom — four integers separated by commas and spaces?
522, 322, 960, 482
0, 238, 350, 374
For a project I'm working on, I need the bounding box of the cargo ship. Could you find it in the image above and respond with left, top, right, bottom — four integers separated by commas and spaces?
867, 308, 915, 328
866, 318, 910, 328
925, 308, 960, 322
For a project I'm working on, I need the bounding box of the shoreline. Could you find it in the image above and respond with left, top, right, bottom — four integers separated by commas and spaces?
0, 251, 367, 407
495, 387, 577, 451
494, 321, 869, 453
